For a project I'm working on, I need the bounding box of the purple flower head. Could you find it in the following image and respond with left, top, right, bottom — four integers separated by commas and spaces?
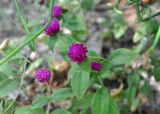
36, 69, 51, 83
43, 19, 60, 36
91, 61, 102, 71
68, 43, 88, 64
52, 6, 62, 18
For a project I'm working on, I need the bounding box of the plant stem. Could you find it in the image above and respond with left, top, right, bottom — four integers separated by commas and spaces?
146, 26, 160, 55
46, 83, 51, 114
0, 0, 55, 65
135, 0, 143, 21
142, 11, 160, 22
15, 0, 30, 35
114, 0, 122, 14
151, 26, 160, 50
4, 51, 30, 113
15, 0, 35, 51
98, 75, 104, 86
135, 0, 160, 22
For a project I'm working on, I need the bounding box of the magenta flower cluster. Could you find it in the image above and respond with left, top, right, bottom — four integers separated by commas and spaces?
68, 43, 88, 64
68, 43, 102, 71
52, 6, 62, 18
43, 6, 62, 36
91, 61, 102, 71
36, 69, 51, 83
44, 19, 60, 36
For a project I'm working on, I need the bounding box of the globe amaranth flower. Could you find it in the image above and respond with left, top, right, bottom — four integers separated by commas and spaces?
91, 61, 102, 71
68, 43, 88, 63
43, 19, 60, 36
52, 6, 62, 18
36, 69, 51, 83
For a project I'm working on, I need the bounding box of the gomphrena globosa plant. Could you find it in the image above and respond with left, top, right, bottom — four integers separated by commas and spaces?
0, 0, 160, 114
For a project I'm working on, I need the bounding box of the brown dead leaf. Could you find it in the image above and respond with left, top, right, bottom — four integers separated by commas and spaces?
54, 61, 69, 72
138, 93, 150, 106
0, 39, 9, 50
111, 83, 124, 98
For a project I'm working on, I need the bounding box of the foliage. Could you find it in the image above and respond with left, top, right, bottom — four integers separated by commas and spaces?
0, 0, 160, 114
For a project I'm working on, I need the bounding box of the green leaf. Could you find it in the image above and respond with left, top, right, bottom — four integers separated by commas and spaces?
27, 58, 44, 72
113, 23, 127, 39
141, 82, 153, 98
74, 94, 93, 110
142, 19, 159, 34
128, 74, 140, 88
81, 0, 101, 11
81, 0, 93, 10
91, 88, 110, 114
78, 58, 91, 73
87, 50, 100, 59
80, 109, 90, 114
0, 101, 4, 113
121, 104, 129, 114
55, 36, 76, 61
125, 87, 136, 104
62, 15, 86, 34
130, 98, 139, 112
133, 31, 144, 43
51, 88, 73, 102
48, 35, 59, 52
99, 60, 112, 78
92, 88, 119, 114
15, 105, 45, 114
31, 95, 50, 109
108, 98, 119, 114
0, 79, 19, 98
153, 66, 160, 81
0, 63, 14, 77
28, 41, 36, 51
70, 65, 90, 99
51, 109, 72, 114
109, 48, 138, 66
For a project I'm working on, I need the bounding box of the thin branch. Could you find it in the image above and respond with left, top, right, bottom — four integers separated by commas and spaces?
135, 0, 160, 22
0, 0, 55, 65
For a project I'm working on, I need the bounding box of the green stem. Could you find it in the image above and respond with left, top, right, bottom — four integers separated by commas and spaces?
114, 0, 122, 14
0, 0, 55, 65
15, 0, 35, 51
4, 51, 30, 113
142, 11, 160, 22
135, 0, 160, 22
46, 83, 51, 114
98, 75, 104, 86
151, 26, 160, 50
135, 0, 143, 21
89, 56, 105, 61
146, 26, 160, 55
15, 0, 30, 35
